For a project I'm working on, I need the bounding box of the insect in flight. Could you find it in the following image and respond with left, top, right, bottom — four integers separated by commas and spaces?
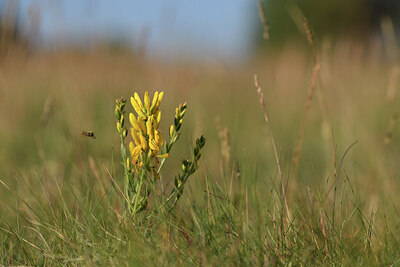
80, 131, 96, 139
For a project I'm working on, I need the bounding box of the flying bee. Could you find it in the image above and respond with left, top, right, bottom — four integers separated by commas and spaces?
80, 131, 96, 139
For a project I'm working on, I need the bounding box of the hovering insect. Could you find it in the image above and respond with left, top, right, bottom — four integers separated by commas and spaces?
80, 131, 96, 139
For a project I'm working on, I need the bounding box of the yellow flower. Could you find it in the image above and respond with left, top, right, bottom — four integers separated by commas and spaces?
154, 110, 161, 129
150, 91, 164, 114
152, 91, 164, 114
150, 91, 159, 112
144, 92, 151, 114
126, 157, 131, 171
131, 91, 164, 117
157, 153, 169, 158
131, 93, 145, 117
149, 130, 163, 152
129, 91, 168, 165
129, 113, 146, 133
129, 141, 141, 162
131, 128, 140, 146
139, 134, 148, 151
146, 117, 154, 140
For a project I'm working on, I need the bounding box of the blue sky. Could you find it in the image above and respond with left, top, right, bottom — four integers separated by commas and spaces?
7, 0, 258, 61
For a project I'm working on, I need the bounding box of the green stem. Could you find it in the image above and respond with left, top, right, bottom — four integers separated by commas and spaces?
120, 135, 133, 214
132, 172, 144, 215
157, 133, 177, 173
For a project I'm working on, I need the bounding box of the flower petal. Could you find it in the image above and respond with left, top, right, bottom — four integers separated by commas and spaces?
130, 96, 143, 116
146, 118, 154, 140
155, 91, 164, 110
156, 153, 169, 158
149, 138, 159, 152
150, 91, 159, 112
139, 134, 148, 150
144, 91, 150, 113
131, 128, 140, 146
134, 93, 144, 109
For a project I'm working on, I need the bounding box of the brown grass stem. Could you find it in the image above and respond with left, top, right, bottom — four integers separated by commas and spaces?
292, 17, 321, 180
256, 0, 270, 40
254, 74, 291, 223
293, 63, 320, 177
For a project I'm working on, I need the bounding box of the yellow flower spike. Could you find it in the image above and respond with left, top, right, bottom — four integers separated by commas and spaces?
150, 91, 159, 112
169, 125, 174, 137
139, 134, 148, 150
130, 96, 143, 117
131, 128, 140, 146
144, 91, 151, 113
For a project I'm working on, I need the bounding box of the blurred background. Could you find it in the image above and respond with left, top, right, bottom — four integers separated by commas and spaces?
1, 0, 400, 199
2, 0, 400, 61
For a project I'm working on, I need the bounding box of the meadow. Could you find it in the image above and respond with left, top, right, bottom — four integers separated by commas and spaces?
1, 38, 400, 265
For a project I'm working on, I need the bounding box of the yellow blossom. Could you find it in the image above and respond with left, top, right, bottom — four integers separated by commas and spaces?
150, 91, 159, 112
144, 91, 151, 114
139, 134, 148, 150
129, 113, 146, 133
129, 141, 141, 162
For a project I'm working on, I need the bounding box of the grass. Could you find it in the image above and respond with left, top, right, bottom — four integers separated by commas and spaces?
1, 43, 400, 265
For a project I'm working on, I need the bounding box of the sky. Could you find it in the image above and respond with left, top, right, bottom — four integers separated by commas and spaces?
3, 0, 258, 61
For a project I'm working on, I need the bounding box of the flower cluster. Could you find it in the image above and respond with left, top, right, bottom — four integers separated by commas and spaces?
115, 91, 206, 217
128, 92, 168, 175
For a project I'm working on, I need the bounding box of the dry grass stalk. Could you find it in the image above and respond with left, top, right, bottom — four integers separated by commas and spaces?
292, 17, 321, 178
254, 74, 291, 222
88, 156, 105, 196
384, 112, 399, 145
40, 95, 55, 126
380, 16, 398, 61
215, 116, 231, 168
293, 63, 320, 176
319, 208, 328, 258
386, 65, 399, 103
256, 0, 270, 40
301, 17, 318, 64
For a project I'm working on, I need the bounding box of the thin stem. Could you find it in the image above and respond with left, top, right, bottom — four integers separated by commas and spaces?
254, 74, 291, 222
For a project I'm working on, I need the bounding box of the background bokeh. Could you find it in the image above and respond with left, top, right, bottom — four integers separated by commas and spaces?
2, 0, 400, 60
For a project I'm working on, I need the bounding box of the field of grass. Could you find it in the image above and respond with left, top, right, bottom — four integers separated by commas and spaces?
1, 41, 400, 265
